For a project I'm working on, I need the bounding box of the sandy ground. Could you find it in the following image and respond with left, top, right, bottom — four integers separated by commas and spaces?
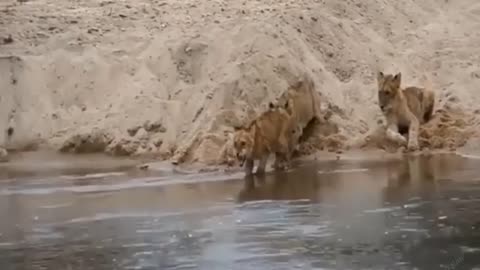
1, 0, 479, 165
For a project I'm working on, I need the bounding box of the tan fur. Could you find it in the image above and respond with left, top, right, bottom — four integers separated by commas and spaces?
233, 104, 297, 175
268, 101, 303, 162
377, 72, 435, 151
272, 76, 321, 153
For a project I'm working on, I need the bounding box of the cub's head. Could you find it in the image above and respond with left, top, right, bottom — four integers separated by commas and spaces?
377, 72, 402, 112
232, 125, 255, 166
270, 98, 295, 117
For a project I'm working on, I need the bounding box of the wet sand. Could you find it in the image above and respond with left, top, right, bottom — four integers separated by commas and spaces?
0, 153, 480, 269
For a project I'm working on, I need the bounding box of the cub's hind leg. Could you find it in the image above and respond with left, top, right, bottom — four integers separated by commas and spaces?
273, 151, 291, 171
423, 102, 434, 123
406, 117, 420, 151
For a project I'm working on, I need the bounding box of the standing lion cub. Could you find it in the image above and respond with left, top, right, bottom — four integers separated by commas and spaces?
233, 102, 298, 175
376, 72, 435, 151
272, 76, 322, 153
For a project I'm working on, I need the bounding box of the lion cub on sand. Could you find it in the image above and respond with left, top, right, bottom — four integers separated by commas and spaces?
233, 102, 299, 175
377, 72, 435, 151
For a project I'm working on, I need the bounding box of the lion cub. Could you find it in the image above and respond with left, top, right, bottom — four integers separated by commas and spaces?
233, 102, 298, 175
377, 72, 435, 151
273, 77, 321, 151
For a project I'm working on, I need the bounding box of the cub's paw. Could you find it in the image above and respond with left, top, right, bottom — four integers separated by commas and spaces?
403, 140, 419, 153
386, 129, 407, 146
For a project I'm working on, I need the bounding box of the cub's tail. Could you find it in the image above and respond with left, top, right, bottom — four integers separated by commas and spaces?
420, 73, 434, 95
420, 73, 435, 123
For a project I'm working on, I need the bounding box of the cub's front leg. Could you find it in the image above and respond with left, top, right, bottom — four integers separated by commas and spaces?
385, 117, 407, 146
244, 159, 255, 175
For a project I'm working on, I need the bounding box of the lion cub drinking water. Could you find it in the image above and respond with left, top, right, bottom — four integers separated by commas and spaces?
233, 102, 299, 175
377, 72, 435, 151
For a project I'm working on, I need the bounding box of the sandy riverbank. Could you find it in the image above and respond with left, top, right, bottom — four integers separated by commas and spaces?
1, 0, 479, 165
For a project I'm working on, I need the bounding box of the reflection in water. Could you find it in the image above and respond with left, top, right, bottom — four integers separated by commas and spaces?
237, 171, 324, 203
383, 155, 438, 203
0, 154, 480, 269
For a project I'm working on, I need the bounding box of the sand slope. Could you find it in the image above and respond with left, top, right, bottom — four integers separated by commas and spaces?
1, 0, 479, 164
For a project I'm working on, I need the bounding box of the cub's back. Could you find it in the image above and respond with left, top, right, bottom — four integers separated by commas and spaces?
255, 109, 291, 135
277, 80, 316, 126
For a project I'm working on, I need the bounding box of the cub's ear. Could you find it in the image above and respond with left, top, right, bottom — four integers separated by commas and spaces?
288, 78, 304, 92
377, 71, 385, 82
233, 125, 242, 131
392, 72, 402, 88
393, 72, 402, 81
285, 98, 295, 111
224, 130, 234, 140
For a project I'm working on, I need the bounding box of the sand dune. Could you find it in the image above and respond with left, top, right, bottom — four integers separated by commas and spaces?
0, 0, 479, 164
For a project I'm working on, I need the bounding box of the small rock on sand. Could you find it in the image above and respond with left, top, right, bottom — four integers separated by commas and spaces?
0, 148, 8, 162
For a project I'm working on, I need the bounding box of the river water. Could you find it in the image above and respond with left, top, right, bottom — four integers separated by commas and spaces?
0, 152, 480, 270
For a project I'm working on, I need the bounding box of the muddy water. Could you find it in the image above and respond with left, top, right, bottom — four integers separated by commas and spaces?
1, 153, 480, 270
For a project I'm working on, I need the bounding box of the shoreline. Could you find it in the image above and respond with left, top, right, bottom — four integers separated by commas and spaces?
0, 148, 473, 179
